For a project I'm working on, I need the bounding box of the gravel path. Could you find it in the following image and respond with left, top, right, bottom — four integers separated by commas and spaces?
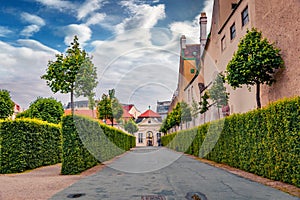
0, 163, 105, 200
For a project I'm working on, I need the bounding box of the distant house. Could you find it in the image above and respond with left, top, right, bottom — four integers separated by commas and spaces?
122, 104, 141, 119
135, 108, 163, 147
11, 103, 22, 120
156, 100, 171, 120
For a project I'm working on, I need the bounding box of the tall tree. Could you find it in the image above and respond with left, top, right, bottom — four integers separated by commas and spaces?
97, 89, 123, 126
124, 119, 138, 134
226, 28, 284, 108
16, 97, 64, 124
74, 56, 98, 116
97, 94, 112, 124
0, 89, 14, 119
41, 36, 88, 114
180, 101, 192, 128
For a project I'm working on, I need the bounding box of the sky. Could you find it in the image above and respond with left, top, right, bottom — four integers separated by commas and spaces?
0, 0, 213, 112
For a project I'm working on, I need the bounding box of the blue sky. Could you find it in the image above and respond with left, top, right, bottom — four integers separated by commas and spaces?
0, 0, 213, 112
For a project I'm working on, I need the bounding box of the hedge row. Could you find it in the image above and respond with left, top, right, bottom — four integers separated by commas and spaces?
161, 97, 300, 187
61, 115, 135, 175
0, 118, 61, 173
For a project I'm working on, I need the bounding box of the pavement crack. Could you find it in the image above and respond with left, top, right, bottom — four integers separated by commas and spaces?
220, 180, 249, 199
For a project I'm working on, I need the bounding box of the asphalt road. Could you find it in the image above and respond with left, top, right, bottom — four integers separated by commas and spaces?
51, 147, 299, 200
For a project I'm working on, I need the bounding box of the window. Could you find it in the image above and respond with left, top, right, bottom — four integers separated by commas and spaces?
241, 6, 249, 26
138, 133, 143, 143
221, 35, 226, 51
230, 23, 236, 40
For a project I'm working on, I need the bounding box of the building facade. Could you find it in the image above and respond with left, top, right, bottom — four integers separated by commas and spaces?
135, 109, 163, 147
169, 0, 300, 128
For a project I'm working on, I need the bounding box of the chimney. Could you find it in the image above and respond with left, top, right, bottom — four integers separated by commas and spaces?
199, 12, 207, 56
180, 35, 186, 49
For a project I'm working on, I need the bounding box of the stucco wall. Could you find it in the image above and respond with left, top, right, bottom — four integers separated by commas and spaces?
254, 0, 300, 105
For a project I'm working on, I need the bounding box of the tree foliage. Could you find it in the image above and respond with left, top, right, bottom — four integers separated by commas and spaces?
226, 28, 284, 108
97, 89, 123, 126
159, 101, 192, 133
74, 56, 98, 111
0, 89, 14, 119
124, 119, 139, 134
16, 97, 64, 124
41, 36, 90, 114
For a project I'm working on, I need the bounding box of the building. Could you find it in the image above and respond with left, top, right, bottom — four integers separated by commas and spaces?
156, 100, 171, 120
202, 0, 300, 116
135, 108, 163, 147
169, 0, 300, 128
122, 104, 141, 119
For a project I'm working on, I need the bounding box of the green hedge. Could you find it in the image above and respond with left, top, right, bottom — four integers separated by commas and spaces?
61, 115, 135, 175
0, 118, 61, 173
161, 97, 300, 187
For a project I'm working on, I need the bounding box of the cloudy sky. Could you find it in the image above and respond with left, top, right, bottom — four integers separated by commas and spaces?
0, 0, 213, 112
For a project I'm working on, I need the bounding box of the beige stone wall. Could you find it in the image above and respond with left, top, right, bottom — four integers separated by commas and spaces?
254, 0, 300, 106
203, 0, 257, 114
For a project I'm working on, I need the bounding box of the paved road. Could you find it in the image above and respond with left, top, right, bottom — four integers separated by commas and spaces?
51, 147, 299, 200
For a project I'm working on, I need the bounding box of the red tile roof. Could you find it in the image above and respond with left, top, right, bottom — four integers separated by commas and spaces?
64, 109, 97, 119
122, 108, 134, 118
123, 104, 134, 112
138, 109, 161, 118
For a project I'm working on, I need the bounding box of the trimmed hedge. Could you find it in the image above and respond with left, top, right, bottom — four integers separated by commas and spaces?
161, 97, 300, 187
0, 118, 61, 173
61, 115, 135, 175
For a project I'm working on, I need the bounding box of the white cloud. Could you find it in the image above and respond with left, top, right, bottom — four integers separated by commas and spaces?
77, 0, 105, 20
0, 26, 13, 37
86, 13, 106, 26
116, 1, 165, 34
0, 40, 67, 109
202, 0, 214, 33
64, 24, 92, 46
35, 0, 76, 11
20, 25, 41, 37
17, 39, 59, 54
20, 13, 46, 37
21, 12, 45, 26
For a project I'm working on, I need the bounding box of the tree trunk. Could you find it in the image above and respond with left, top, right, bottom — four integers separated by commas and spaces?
256, 82, 261, 108
71, 87, 74, 115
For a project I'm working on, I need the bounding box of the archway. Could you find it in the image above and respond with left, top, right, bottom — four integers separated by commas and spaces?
146, 131, 153, 146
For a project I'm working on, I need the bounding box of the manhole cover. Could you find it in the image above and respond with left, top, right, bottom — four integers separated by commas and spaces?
185, 192, 207, 200
67, 193, 86, 198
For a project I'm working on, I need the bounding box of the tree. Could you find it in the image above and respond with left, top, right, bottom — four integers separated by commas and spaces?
41, 36, 88, 115
226, 28, 284, 108
97, 94, 112, 124
16, 97, 64, 124
109, 89, 123, 125
97, 89, 123, 126
180, 101, 192, 128
0, 89, 14, 119
124, 119, 138, 134
74, 56, 98, 115
209, 73, 229, 108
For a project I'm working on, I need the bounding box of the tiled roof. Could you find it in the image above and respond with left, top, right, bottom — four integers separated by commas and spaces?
64, 109, 97, 119
123, 104, 134, 112
138, 109, 161, 118
183, 44, 200, 58
122, 108, 134, 118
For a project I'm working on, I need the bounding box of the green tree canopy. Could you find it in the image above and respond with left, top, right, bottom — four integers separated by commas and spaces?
180, 101, 192, 124
0, 89, 14, 119
124, 119, 138, 134
41, 36, 89, 114
74, 56, 98, 112
16, 97, 64, 124
209, 73, 229, 108
97, 89, 123, 126
226, 28, 284, 108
